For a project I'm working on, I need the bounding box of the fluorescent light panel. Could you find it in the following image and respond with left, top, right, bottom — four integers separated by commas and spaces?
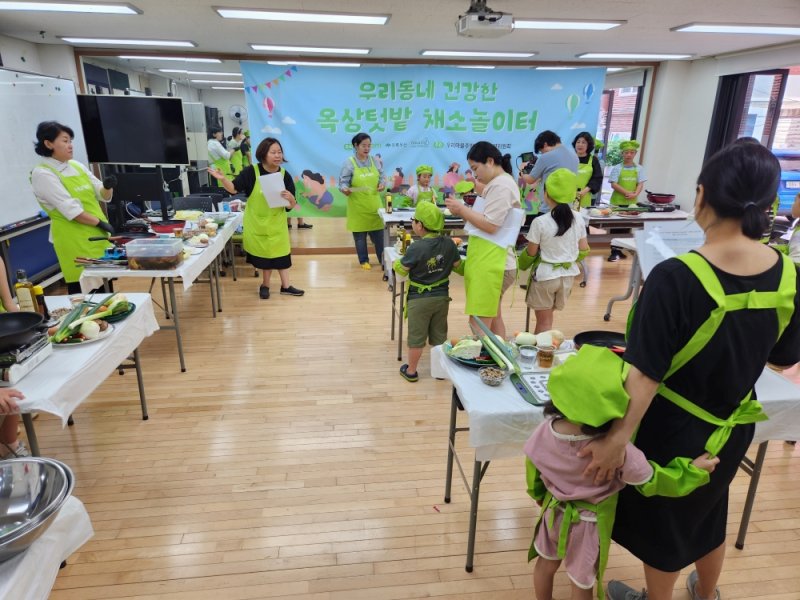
250, 44, 370, 55
119, 55, 220, 63
190, 79, 243, 83
160, 69, 241, 76
215, 8, 388, 25
212, 86, 244, 90
267, 61, 361, 68
606, 67, 624, 72
515, 19, 623, 31
577, 52, 692, 60
673, 23, 800, 35
456, 65, 496, 69
62, 37, 195, 47
536, 66, 575, 70
0, 1, 139, 13
422, 50, 535, 58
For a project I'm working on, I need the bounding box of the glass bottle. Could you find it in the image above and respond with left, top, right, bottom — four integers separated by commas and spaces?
33, 285, 50, 319
14, 270, 37, 313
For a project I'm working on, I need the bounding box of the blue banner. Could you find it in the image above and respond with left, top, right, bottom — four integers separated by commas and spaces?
240, 62, 604, 217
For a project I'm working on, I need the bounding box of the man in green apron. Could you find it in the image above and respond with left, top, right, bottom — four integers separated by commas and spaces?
339, 133, 385, 270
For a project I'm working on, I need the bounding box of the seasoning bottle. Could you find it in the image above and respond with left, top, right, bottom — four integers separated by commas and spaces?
397, 221, 405, 252
14, 270, 37, 313
385, 193, 392, 214
403, 232, 412, 254
33, 285, 50, 319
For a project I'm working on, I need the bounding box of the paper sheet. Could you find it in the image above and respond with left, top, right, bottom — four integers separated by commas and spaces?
259, 172, 289, 208
634, 220, 705, 278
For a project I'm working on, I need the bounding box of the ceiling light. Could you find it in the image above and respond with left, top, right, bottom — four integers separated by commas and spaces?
62, 37, 196, 47
119, 55, 221, 63
267, 61, 361, 68
211, 86, 244, 90
672, 23, 800, 36
190, 79, 243, 84
422, 50, 535, 58
215, 8, 388, 25
577, 52, 692, 60
536, 66, 576, 70
160, 69, 241, 76
0, 1, 139, 13
456, 65, 496, 69
250, 44, 370, 55
606, 67, 624, 72
515, 19, 623, 31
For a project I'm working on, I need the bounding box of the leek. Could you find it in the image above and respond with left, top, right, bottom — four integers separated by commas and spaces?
482, 336, 516, 373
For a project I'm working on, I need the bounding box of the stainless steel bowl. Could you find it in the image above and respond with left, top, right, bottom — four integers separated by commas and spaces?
0, 458, 74, 562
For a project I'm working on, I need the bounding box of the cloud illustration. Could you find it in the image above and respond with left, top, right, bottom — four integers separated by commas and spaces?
282, 116, 296, 125
261, 125, 283, 134
571, 122, 587, 129
550, 83, 563, 90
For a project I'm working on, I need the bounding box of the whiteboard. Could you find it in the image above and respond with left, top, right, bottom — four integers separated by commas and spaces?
0, 67, 90, 229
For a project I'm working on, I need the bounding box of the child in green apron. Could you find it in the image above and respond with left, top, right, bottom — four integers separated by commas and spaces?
608, 140, 646, 261
393, 202, 461, 382
407, 165, 437, 205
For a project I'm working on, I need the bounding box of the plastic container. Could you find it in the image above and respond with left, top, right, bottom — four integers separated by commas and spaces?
125, 238, 184, 270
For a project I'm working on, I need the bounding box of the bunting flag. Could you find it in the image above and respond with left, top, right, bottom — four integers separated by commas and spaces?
244, 65, 302, 93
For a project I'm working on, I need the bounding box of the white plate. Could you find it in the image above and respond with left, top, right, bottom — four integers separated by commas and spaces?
53, 323, 114, 348
186, 242, 210, 249
185, 246, 205, 254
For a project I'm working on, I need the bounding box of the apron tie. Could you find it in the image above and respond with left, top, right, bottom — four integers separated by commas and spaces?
404, 277, 449, 318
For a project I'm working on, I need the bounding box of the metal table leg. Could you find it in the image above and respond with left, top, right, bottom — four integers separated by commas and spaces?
167, 278, 187, 372
133, 348, 149, 420
444, 388, 460, 503
397, 280, 405, 361
208, 263, 217, 318
228, 239, 237, 281
160, 278, 170, 319
603, 251, 641, 321
390, 277, 397, 341
466, 459, 490, 573
215, 255, 223, 312
21, 413, 40, 457
735, 441, 769, 549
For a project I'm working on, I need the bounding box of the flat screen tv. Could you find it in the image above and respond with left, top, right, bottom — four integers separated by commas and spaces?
77, 95, 189, 165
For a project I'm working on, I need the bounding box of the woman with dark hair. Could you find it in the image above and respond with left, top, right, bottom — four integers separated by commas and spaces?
572, 131, 603, 208
207, 126, 232, 187
209, 137, 304, 299
577, 142, 800, 600
227, 127, 245, 175
338, 132, 385, 270
444, 141, 523, 337
30, 120, 116, 293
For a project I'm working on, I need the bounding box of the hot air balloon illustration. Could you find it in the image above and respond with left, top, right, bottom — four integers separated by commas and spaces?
566, 94, 580, 116
583, 83, 595, 103
264, 96, 275, 118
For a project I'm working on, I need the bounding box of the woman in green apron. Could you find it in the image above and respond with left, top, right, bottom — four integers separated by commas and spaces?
444, 141, 523, 338
207, 127, 232, 188
338, 132, 385, 270
209, 137, 304, 299
571, 131, 603, 208
578, 142, 800, 600
228, 127, 245, 176
30, 121, 115, 294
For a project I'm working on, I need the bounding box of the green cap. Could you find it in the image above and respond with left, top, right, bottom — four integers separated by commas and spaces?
548, 344, 630, 427
414, 201, 444, 232
620, 140, 640, 152
544, 168, 578, 204
416, 164, 433, 176
454, 180, 475, 195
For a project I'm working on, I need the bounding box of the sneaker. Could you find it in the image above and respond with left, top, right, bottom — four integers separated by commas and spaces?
686, 571, 721, 600
280, 285, 305, 296
608, 251, 621, 262
297, 223, 313, 229
259, 285, 270, 299
400, 364, 419, 382
360, 262, 372, 270
1, 441, 30, 459
606, 580, 647, 600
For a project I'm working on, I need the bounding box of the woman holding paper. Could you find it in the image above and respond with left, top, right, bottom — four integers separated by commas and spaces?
208, 137, 304, 299
444, 141, 523, 338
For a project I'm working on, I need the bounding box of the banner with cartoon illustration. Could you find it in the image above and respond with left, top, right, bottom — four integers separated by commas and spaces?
240, 62, 604, 218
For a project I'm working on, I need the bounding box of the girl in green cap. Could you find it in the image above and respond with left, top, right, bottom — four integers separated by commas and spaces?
608, 140, 646, 261
407, 165, 436, 205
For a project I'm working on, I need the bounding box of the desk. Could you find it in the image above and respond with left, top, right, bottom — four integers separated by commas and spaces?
0, 496, 93, 600
80, 213, 243, 371
379, 208, 464, 267
603, 237, 638, 321
584, 209, 689, 244
430, 344, 800, 570
16, 293, 158, 455
382, 246, 406, 361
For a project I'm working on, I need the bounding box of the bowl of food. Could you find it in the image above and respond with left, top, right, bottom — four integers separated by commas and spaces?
478, 366, 509, 387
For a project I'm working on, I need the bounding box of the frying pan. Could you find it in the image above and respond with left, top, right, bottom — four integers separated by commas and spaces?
645, 189, 675, 204
573, 330, 626, 355
88, 232, 157, 246
0, 312, 45, 352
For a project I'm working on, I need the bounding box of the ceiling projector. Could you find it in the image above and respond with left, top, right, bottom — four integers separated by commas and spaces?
456, 0, 513, 38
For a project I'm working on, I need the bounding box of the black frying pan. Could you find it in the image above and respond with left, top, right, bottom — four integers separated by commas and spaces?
573, 330, 627, 355
0, 312, 45, 352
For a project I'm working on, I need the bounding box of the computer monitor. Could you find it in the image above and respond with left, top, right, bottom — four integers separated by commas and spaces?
113, 172, 173, 221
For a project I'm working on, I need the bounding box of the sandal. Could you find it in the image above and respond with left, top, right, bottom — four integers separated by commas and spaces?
400, 364, 419, 382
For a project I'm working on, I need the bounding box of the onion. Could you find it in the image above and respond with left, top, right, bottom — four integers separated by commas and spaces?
79, 320, 101, 340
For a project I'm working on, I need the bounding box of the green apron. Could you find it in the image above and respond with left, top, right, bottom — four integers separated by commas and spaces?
609, 165, 639, 206
576, 159, 594, 208
416, 188, 435, 204
346, 157, 383, 232
230, 148, 243, 175
464, 235, 507, 317
243, 166, 291, 259
210, 147, 232, 188
37, 162, 109, 283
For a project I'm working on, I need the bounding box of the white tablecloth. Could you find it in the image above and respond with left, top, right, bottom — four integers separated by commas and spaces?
80, 212, 243, 293
14, 293, 159, 425
431, 345, 800, 461
0, 496, 93, 600
584, 208, 690, 227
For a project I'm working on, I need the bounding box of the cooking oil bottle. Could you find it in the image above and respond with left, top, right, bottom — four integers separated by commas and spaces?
14, 270, 37, 313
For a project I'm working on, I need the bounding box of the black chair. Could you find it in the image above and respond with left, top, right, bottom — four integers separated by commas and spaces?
189, 192, 224, 209
172, 196, 216, 212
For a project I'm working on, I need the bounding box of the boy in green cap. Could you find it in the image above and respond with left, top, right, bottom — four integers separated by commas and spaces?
524, 345, 720, 600
393, 202, 462, 382
608, 140, 647, 261
407, 165, 437, 205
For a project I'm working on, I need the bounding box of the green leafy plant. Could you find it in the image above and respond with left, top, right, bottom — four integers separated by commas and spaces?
605, 139, 624, 166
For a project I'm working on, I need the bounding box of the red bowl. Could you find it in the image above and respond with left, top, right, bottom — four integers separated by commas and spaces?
646, 192, 675, 204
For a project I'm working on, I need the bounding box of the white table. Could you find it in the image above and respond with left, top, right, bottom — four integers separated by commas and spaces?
16, 293, 158, 455
584, 208, 690, 243
431, 344, 800, 570
383, 246, 406, 361
0, 496, 93, 600
80, 213, 243, 371
604, 237, 638, 321
379, 208, 465, 268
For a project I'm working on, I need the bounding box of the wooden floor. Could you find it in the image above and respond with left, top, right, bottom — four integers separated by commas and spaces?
33, 232, 800, 600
